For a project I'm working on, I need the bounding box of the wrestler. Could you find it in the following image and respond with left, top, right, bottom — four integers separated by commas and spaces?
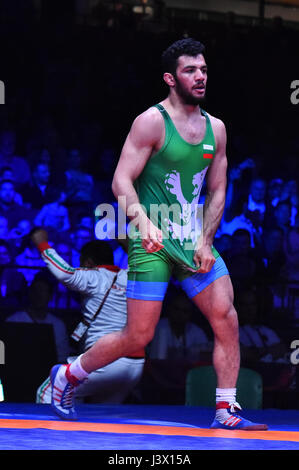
50, 38, 267, 429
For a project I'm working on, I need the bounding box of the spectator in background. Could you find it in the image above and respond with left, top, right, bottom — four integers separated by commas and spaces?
0, 130, 31, 186
64, 148, 95, 204
34, 191, 70, 234
221, 159, 265, 246
8, 219, 34, 256
220, 201, 261, 248
241, 177, 267, 246
259, 227, 286, 282
282, 214, 299, 319
247, 178, 267, 219
22, 161, 59, 210
6, 274, 70, 363
0, 215, 9, 239
0, 239, 27, 312
266, 178, 283, 209
26, 147, 52, 170
70, 225, 93, 267
0, 166, 23, 205
0, 180, 33, 230
213, 234, 232, 263
26, 117, 67, 180
272, 201, 292, 235
279, 180, 298, 226
0, 166, 14, 182
223, 158, 256, 223
235, 286, 289, 364
75, 213, 95, 232
283, 214, 299, 283
15, 238, 46, 284
225, 229, 265, 290
264, 178, 284, 229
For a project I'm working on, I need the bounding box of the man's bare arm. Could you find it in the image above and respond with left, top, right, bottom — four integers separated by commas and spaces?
194, 117, 228, 272
112, 107, 165, 253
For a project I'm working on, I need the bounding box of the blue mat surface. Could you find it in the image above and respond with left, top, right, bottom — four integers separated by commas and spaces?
0, 403, 299, 450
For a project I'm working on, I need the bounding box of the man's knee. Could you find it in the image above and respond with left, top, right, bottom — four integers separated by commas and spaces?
211, 301, 239, 332
123, 323, 156, 351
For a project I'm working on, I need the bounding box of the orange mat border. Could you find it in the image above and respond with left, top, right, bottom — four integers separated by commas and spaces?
0, 419, 299, 442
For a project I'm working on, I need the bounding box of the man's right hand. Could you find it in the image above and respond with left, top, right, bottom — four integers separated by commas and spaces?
140, 219, 164, 253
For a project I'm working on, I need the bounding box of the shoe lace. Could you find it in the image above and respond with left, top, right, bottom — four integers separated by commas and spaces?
229, 402, 242, 413
61, 383, 75, 409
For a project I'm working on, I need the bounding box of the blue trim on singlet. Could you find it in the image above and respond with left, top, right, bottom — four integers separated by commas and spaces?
180, 256, 229, 299
126, 280, 168, 301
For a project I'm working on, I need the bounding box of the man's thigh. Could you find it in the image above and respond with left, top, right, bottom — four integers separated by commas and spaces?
191, 274, 234, 322
177, 256, 234, 320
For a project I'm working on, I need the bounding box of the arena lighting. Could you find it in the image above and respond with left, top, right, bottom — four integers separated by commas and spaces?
132, 0, 154, 17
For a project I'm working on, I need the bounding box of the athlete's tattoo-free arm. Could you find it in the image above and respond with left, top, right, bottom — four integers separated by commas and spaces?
194, 119, 228, 273
112, 110, 164, 252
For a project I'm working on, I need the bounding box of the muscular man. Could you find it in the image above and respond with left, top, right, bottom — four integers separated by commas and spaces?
50, 39, 267, 429
31, 229, 144, 409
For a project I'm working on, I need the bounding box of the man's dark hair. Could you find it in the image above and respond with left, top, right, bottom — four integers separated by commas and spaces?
80, 240, 114, 266
161, 38, 205, 76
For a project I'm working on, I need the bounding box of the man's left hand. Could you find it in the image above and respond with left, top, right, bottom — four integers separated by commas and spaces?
193, 244, 216, 273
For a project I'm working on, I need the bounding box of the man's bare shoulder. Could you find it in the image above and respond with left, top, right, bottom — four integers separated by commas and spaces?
206, 112, 227, 150
133, 106, 163, 130
129, 106, 164, 147
206, 112, 226, 135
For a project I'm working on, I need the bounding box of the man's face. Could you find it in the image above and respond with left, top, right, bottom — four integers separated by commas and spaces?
34, 163, 50, 185
173, 54, 208, 105
250, 180, 266, 203
0, 182, 15, 204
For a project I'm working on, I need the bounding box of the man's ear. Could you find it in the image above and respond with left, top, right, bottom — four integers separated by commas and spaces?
163, 72, 176, 87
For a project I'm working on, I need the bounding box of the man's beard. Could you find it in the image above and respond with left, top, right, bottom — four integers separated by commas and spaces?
175, 77, 206, 106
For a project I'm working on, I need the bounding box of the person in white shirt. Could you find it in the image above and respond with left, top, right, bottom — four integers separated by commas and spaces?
31, 228, 145, 405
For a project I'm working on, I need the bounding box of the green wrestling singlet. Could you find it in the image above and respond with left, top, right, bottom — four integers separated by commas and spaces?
128, 103, 220, 275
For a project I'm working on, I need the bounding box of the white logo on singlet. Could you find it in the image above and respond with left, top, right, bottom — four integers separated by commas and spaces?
164, 168, 207, 245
